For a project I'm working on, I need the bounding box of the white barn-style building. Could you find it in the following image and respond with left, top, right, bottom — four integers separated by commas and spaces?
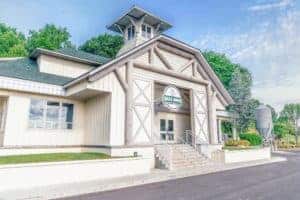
0, 6, 235, 169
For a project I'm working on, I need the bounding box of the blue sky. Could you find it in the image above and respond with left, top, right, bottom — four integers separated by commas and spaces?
0, 0, 299, 110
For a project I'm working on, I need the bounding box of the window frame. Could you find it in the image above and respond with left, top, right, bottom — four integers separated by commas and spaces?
141, 24, 152, 39
127, 25, 135, 40
28, 99, 74, 130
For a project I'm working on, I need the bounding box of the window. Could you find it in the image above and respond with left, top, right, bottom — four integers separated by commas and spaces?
29, 99, 44, 128
168, 120, 174, 132
160, 119, 166, 131
29, 99, 74, 129
142, 24, 152, 39
127, 25, 135, 40
45, 101, 60, 129
61, 103, 74, 129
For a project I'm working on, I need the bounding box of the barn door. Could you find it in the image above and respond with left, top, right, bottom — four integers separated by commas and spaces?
192, 89, 209, 144
131, 78, 153, 144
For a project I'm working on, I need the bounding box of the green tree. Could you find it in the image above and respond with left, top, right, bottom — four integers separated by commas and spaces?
26, 24, 73, 53
80, 33, 123, 58
273, 121, 294, 139
227, 68, 259, 132
202, 51, 238, 89
0, 23, 27, 57
279, 103, 300, 144
203, 51, 259, 133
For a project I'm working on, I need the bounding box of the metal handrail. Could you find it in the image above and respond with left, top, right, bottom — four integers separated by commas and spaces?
178, 130, 204, 155
154, 130, 210, 169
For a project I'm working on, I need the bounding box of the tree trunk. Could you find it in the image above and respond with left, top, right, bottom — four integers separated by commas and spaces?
296, 129, 298, 146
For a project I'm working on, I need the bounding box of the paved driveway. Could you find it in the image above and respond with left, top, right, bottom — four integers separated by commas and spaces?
59, 152, 300, 200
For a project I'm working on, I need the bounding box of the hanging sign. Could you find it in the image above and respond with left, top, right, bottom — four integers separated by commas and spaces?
162, 86, 182, 110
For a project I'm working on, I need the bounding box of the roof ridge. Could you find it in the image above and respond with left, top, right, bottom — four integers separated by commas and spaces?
57, 47, 110, 60
30, 48, 110, 66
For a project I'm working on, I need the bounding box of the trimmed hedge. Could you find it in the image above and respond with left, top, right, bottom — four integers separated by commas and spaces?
225, 139, 250, 147
238, 140, 251, 147
239, 133, 262, 146
225, 139, 239, 146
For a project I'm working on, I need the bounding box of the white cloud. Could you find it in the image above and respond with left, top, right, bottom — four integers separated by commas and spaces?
248, 0, 294, 11
192, 10, 300, 111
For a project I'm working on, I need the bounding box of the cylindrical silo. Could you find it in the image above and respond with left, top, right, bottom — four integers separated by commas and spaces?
255, 105, 273, 140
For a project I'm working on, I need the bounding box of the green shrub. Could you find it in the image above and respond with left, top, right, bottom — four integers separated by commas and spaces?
289, 140, 296, 145
238, 140, 250, 147
239, 133, 262, 146
277, 140, 295, 149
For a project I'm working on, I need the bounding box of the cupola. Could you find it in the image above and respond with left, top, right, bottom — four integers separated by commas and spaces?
107, 6, 172, 56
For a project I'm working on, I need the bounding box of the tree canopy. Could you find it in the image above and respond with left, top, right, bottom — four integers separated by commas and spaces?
202, 51, 238, 89
274, 121, 294, 139
26, 24, 73, 54
203, 51, 259, 132
227, 69, 259, 132
79, 34, 123, 58
279, 104, 300, 124
0, 23, 27, 57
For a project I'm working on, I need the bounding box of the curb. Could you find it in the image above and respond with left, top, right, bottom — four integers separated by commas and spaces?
0, 156, 287, 200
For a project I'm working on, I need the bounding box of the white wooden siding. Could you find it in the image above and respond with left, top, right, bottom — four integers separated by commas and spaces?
0, 76, 65, 96
181, 65, 193, 77
131, 77, 153, 144
84, 94, 111, 145
153, 51, 168, 70
159, 48, 189, 71
2, 90, 85, 146
134, 52, 149, 65
38, 55, 93, 78
133, 68, 206, 91
88, 72, 126, 146
192, 89, 209, 144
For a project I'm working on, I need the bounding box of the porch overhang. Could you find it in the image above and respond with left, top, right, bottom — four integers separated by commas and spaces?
65, 80, 105, 100
216, 110, 238, 121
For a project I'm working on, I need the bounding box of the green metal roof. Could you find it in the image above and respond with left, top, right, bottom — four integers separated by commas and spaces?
0, 58, 73, 86
55, 48, 111, 65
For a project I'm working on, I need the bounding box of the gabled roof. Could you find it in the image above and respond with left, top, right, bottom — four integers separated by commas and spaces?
0, 58, 73, 85
107, 5, 172, 33
30, 48, 111, 66
0, 48, 111, 87
64, 34, 234, 105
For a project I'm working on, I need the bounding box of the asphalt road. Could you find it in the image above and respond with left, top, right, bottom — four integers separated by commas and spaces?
59, 152, 300, 200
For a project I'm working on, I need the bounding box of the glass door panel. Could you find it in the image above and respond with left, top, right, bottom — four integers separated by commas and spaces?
160, 119, 174, 142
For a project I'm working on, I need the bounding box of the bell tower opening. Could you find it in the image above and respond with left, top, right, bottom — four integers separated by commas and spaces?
107, 6, 172, 56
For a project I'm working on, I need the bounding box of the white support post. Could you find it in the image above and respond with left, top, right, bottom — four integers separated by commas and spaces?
218, 119, 223, 144
206, 85, 214, 144
232, 120, 238, 140
125, 61, 133, 145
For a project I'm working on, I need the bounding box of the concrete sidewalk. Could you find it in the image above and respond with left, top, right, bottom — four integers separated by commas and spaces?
0, 156, 286, 200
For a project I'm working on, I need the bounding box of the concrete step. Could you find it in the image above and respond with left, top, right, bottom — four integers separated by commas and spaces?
155, 144, 215, 170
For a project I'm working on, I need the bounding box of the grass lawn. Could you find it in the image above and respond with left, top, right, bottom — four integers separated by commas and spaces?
223, 146, 262, 151
0, 152, 111, 165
